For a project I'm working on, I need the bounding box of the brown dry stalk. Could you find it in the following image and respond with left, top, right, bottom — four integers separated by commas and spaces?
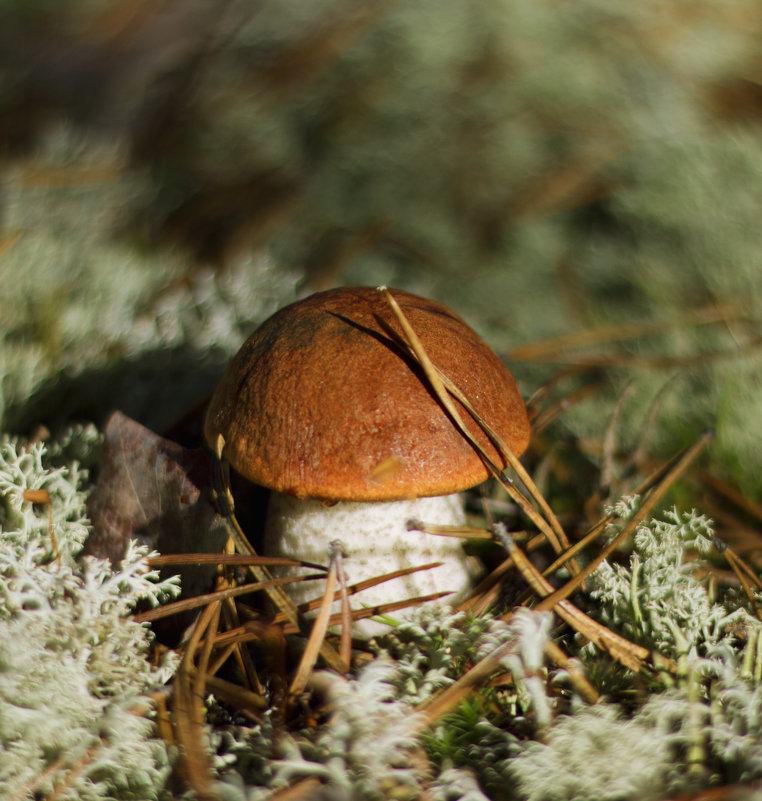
459, 533, 547, 616
600, 381, 636, 495
701, 470, 762, 525
334, 548, 354, 669
280, 592, 453, 634
530, 378, 608, 434
0, 230, 22, 258
534, 430, 712, 614
151, 691, 175, 747
206, 591, 451, 649
43, 740, 104, 801
416, 630, 601, 730
724, 547, 762, 621
194, 601, 221, 707
263, 777, 325, 800
79, 0, 163, 46
12, 744, 96, 801
221, 593, 263, 696
414, 633, 521, 730
507, 141, 618, 221
173, 667, 219, 800
506, 303, 750, 362
507, 338, 762, 369
209, 436, 347, 673
133, 573, 323, 623
207, 641, 239, 678
723, 545, 762, 591
187, 666, 268, 715
272, 562, 447, 619
173, 606, 221, 800
381, 286, 572, 565
14, 163, 126, 187
23, 488, 61, 568
543, 640, 599, 704
436, 368, 572, 557
498, 528, 651, 673
289, 546, 346, 699
380, 287, 503, 474
213, 537, 266, 697
537, 441, 690, 581
146, 553, 314, 568
407, 520, 494, 539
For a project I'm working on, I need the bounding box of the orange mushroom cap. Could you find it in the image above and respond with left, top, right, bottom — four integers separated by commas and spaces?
204, 286, 530, 501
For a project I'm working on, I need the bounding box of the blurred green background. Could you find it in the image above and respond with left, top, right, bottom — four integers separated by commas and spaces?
1, 0, 760, 499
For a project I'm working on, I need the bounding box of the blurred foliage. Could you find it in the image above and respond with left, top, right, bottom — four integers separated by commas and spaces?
1, 1, 761, 489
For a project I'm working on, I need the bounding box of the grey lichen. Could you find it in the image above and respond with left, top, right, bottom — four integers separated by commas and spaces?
5, 437, 762, 801
509, 703, 673, 801
505, 506, 762, 801
589, 504, 754, 657
0, 431, 180, 800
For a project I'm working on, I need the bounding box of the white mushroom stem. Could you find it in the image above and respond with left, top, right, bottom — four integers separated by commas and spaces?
263, 491, 479, 636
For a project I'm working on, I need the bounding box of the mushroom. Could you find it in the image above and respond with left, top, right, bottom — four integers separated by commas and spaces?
204, 286, 530, 632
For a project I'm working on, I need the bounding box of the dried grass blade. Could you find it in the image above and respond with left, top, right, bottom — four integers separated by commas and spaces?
554, 601, 648, 673
209, 438, 346, 673
334, 549, 353, 671
133, 573, 323, 623
146, 553, 318, 568
271, 562, 447, 622
153, 691, 174, 746
263, 777, 325, 800
44, 740, 103, 801
173, 664, 218, 800
333, 591, 452, 624
16, 163, 125, 187
630, 376, 679, 476
12, 754, 68, 801
497, 527, 650, 672
436, 369, 572, 557
207, 641, 239, 678
23, 488, 61, 568
531, 379, 608, 434
379, 286, 502, 475
701, 470, 762, 526
724, 547, 762, 621
289, 547, 341, 699
723, 546, 762, 591
540, 518, 614, 582
506, 339, 762, 368
544, 639, 599, 704
535, 430, 712, 613
407, 520, 493, 539
381, 286, 571, 564
173, 607, 220, 800
414, 634, 520, 730
506, 303, 749, 361
458, 533, 548, 616
0, 230, 22, 258
193, 601, 221, 706
220, 589, 263, 695
311, 561, 446, 602
280, 592, 453, 634
187, 667, 267, 714
600, 381, 636, 497
543, 438, 710, 579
